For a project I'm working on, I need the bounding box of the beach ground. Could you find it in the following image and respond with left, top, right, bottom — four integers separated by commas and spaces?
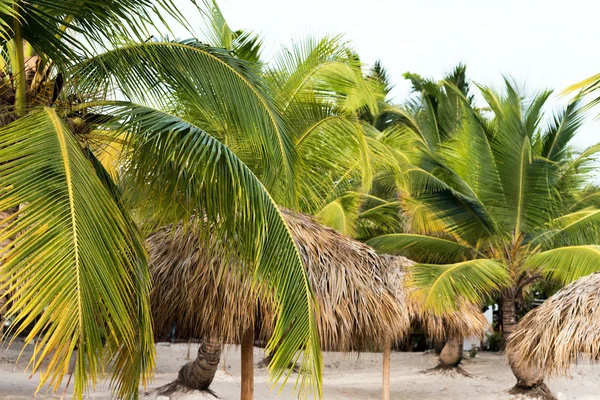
1, 341, 599, 399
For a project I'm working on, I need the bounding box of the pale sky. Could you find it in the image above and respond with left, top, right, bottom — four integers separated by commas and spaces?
171, 0, 600, 151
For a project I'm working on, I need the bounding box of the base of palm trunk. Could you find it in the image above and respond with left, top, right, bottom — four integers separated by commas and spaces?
153, 337, 222, 397
507, 351, 554, 399
508, 383, 557, 400
423, 363, 473, 377
152, 381, 218, 398
424, 335, 471, 377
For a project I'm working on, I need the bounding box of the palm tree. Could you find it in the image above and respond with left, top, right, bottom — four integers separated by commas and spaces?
0, 2, 321, 398
367, 79, 600, 390
506, 272, 600, 398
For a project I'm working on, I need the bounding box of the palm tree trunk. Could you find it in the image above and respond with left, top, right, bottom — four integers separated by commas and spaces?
0, 208, 17, 335
507, 350, 544, 389
501, 291, 517, 345
11, 12, 26, 117
438, 334, 463, 367
241, 326, 254, 400
382, 336, 391, 400
177, 337, 222, 390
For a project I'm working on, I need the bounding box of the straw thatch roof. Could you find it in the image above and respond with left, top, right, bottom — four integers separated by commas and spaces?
147, 218, 270, 345
383, 255, 489, 341
506, 272, 600, 377
147, 209, 410, 351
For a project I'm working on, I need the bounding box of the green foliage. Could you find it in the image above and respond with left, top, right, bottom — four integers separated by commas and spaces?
0, 109, 152, 398
366, 234, 473, 263
409, 259, 509, 313
485, 326, 504, 352
469, 345, 479, 358
0, 2, 324, 398
367, 73, 600, 318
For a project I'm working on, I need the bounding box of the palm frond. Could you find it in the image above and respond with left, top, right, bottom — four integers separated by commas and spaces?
315, 195, 361, 237
367, 234, 474, 263
533, 208, 600, 248
539, 99, 584, 162
73, 39, 298, 205
290, 108, 367, 211
407, 166, 496, 244
91, 102, 323, 395
0, 108, 152, 399
271, 36, 377, 115
562, 73, 600, 96
197, 0, 263, 63
527, 245, 600, 285
492, 109, 556, 235
7, 0, 184, 65
408, 259, 509, 313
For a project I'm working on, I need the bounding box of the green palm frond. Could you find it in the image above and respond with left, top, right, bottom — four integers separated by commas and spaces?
355, 199, 403, 239
527, 245, 600, 285
271, 36, 376, 115
290, 108, 366, 211
523, 89, 553, 136
366, 234, 474, 263
197, 0, 263, 63
558, 143, 600, 186
373, 106, 423, 135
409, 259, 510, 313
93, 102, 323, 395
270, 36, 351, 106
0, 108, 152, 399
562, 73, 600, 96
401, 195, 450, 235
0, 1, 17, 43
4, 0, 183, 64
366, 60, 394, 99
73, 39, 298, 205
479, 83, 558, 235
407, 166, 495, 244
533, 208, 600, 248
315, 194, 361, 237
570, 185, 600, 211
539, 99, 584, 162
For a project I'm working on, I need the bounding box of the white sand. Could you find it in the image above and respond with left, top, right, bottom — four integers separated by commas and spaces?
1, 340, 599, 399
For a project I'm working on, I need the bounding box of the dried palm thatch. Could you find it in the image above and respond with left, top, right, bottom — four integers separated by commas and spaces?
383, 255, 489, 341
506, 272, 600, 378
147, 209, 410, 352
147, 216, 271, 346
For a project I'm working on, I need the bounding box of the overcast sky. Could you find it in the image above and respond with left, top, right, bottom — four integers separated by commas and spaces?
171, 0, 600, 150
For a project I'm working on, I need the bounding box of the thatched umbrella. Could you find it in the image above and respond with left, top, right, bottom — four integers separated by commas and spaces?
147, 209, 410, 399
383, 255, 489, 371
506, 272, 600, 399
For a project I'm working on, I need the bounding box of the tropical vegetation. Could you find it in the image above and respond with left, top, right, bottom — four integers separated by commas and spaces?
1, 0, 600, 399
0, 1, 322, 398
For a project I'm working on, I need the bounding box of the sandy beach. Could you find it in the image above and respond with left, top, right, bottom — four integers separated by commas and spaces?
1, 341, 599, 399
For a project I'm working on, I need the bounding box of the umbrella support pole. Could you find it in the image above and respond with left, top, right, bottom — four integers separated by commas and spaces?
382, 336, 391, 400
241, 326, 254, 400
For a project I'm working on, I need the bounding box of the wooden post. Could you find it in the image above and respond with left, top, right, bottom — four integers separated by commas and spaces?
241, 326, 254, 400
382, 336, 391, 400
